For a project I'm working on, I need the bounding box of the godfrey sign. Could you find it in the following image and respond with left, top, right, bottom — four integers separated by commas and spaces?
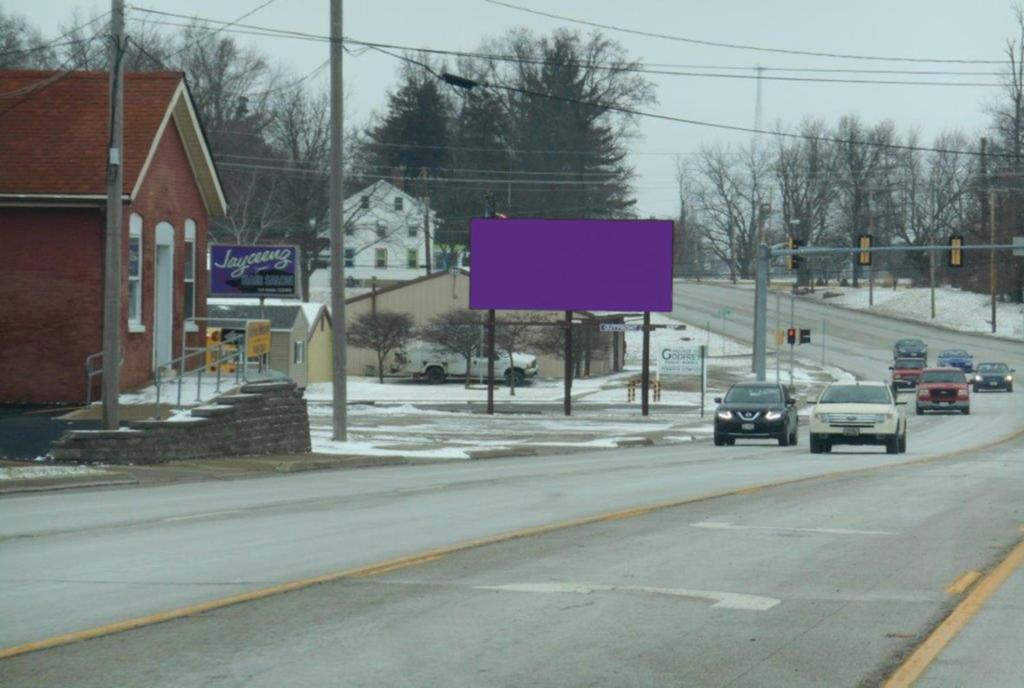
209, 244, 301, 298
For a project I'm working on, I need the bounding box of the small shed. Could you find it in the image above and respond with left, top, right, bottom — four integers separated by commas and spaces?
207, 303, 308, 388
301, 303, 333, 384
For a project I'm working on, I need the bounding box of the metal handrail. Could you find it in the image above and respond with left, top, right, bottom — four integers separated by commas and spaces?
154, 331, 248, 420
84, 346, 124, 405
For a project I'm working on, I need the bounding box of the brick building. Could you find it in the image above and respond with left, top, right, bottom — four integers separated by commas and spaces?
0, 70, 226, 404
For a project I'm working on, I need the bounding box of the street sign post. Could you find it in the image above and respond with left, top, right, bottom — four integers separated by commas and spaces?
599, 323, 642, 332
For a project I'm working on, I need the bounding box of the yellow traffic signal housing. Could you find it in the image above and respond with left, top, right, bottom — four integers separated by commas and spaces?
858, 234, 873, 266
948, 235, 964, 267
787, 236, 804, 270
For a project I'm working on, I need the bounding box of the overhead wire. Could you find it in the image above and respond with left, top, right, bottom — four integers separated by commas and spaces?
483, 0, 1013, 65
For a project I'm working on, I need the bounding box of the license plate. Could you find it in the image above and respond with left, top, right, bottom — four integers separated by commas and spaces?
742, 423, 755, 431
989, 381, 998, 386
843, 427, 860, 436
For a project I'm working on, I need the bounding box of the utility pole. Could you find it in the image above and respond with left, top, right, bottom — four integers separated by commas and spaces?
868, 191, 875, 307
329, 0, 347, 441
101, 0, 125, 430
421, 167, 431, 274
753, 244, 769, 380
990, 189, 997, 333
929, 249, 936, 319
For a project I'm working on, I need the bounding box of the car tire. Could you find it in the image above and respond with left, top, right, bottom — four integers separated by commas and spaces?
1008, 384, 1013, 393
823, 441, 832, 453
809, 433, 822, 454
725, 438, 735, 446
790, 426, 799, 446
425, 366, 446, 384
961, 406, 970, 415
714, 433, 725, 447
504, 368, 526, 387
778, 425, 790, 447
899, 431, 907, 454
972, 384, 979, 393
915, 405, 924, 416
886, 433, 900, 454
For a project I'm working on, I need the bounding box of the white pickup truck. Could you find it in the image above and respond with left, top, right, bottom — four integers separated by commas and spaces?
392, 341, 539, 385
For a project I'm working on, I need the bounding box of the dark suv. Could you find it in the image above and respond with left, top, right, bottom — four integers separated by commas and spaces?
893, 338, 927, 360
714, 382, 798, 447
972, 362, 1014, 392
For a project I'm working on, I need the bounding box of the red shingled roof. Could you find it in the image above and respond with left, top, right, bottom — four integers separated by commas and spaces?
0, 70, 183, 196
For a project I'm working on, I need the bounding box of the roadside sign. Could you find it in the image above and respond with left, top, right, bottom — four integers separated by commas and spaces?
600, 323, 642, 332
245, 320, 271, 358
715, 308, 732, 317
209, 244, 302, 298
659, 346, 701, 375
1014, 236, 1024, 257
774, 329, 785, 346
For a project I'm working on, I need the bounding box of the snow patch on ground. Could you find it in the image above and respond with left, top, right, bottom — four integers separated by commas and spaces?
816, 286, 1024, 339
0, 465, 111, 481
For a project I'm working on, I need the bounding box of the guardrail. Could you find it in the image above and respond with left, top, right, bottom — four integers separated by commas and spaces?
155, 331, 248, 420
84, 346, 123, 406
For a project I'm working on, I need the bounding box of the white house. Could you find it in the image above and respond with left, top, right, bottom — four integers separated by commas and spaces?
318, 180, 464, 288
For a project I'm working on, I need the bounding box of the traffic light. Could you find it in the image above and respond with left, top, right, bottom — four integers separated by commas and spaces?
948, 235, 964, 267
858, 234, 873, 266
799, 328, 811, 345
787, 236, 805, 270
786, 327, 797, 345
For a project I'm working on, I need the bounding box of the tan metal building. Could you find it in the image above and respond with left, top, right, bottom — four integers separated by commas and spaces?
344, 270, 623, 379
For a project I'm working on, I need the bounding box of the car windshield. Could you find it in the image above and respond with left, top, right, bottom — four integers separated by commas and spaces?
818, 385, 891, 404
919, 371, 966, 383
724, 386, 782, 403
941, 350, 967, 357
977, 363, 1008, 373
895, 359, 925, 369
897, 339, 924, 348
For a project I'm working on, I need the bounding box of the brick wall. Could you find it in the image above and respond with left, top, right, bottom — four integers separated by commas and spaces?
50, 381, 311, 464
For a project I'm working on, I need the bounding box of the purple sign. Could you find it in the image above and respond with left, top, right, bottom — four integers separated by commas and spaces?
209, 244, 301, 298
469, 219, 673, 312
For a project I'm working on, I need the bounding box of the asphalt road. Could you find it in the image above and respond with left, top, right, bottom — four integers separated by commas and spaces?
1, 282, 1022, 686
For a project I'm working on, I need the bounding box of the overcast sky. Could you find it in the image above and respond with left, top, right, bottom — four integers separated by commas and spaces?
7, 0, 1016, 217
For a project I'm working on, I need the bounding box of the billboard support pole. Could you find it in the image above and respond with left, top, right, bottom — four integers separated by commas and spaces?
486, 309, 495, 415
700, 344, 706, 418
564, 311, 572, 416
753, 244, 769, 381
641, 311, 651, 417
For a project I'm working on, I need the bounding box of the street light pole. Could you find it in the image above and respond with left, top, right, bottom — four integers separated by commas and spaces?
329, 0, 347, 441
101, 0, 125, 430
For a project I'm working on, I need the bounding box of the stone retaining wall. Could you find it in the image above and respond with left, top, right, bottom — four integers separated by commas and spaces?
50, 382, 311, 464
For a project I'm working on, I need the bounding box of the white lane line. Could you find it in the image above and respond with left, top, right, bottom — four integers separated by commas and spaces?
161, 509, 246, 523
473, 582, 780, 611
690, 521, 896, 536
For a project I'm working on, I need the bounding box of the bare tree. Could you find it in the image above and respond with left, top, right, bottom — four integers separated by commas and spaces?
532, 320, 608, 378
495, 313, 533, 394
418, 309, 482, 387
347, 311, 415, 383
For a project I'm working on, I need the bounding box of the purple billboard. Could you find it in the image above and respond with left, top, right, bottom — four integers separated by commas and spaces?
209, 244, 301, 298
469, 219, 673, 311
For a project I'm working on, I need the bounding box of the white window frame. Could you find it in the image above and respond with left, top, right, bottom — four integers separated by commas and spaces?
394, 196, 403, 211
375, 221, 387, 239
407, 224, 418, 238
406, 248, 418, 269
128, 213, 145, 333
183, 219, 197, 331
344, 248, 355, 268
293, 339, 305, 364
375, 247, 387, 268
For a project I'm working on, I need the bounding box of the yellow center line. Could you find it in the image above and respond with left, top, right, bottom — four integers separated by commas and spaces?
884, 534, 1024, 688
944, 570, 982, 595
1, 427, 1022, 662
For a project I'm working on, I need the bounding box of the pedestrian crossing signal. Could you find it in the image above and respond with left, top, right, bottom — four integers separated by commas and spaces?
948, 235, 964, 267
787, 327, 797, 345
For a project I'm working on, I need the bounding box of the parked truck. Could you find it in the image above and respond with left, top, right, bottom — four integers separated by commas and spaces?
391, 341, 539, 385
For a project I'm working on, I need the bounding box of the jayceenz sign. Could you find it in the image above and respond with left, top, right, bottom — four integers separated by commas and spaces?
209, 245, 302, 298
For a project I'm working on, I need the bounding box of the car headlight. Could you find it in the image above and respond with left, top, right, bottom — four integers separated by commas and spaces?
1007, 375, 1013, 382
717, 410, 733, 420
974, 375, 982, 382
813, 413, 828, 421
765, 411, 783, 421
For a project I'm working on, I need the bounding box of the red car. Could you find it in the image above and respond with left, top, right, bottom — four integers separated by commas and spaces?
890, 357, 926, 389
916, 367, 971, 415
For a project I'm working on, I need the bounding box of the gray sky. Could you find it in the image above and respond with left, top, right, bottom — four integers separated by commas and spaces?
7, 0, 1015, 217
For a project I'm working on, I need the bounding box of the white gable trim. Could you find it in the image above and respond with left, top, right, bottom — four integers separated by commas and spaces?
130, 80, 228, 217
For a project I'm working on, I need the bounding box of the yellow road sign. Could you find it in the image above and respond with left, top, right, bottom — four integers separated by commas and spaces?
774, 328, 785, 346
245, 320, 271, 358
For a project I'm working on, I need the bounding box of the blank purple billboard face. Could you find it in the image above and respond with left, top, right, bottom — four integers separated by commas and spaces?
469, 218, 673, 312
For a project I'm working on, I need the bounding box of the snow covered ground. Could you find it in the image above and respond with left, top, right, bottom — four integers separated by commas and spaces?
308, 312, 848, 460
811, 286, 1024, 339
0, 465, 110, 481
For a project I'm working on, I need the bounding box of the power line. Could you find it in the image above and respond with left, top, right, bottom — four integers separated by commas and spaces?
0, 10, 112, 60
484, 0, 1013, 65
